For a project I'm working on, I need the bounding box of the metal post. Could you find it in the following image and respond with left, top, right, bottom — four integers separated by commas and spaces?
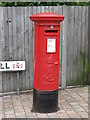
17, 72, 20, 95
88, 6, 90, 119
88, 6, 90, 84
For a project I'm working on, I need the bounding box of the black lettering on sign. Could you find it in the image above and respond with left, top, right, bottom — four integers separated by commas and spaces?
6, 63, 10, 69
0, 63, 4, 69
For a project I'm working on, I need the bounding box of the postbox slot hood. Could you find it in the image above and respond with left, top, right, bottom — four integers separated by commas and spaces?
30, 12, 64, 22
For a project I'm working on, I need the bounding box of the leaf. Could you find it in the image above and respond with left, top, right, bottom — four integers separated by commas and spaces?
14, 2, 17, 6
8, 2, 13, 6
37, 1, 40, 5
2, 2, 7, 6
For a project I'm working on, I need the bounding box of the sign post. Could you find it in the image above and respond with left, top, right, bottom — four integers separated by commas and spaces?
17, 72, 20, 95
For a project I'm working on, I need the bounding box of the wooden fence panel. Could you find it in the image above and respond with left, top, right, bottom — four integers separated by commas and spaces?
0, 6, 89, 93
29, 6, 33, 89
0, 7, 3, 93
66, 6, 89, 86
20, 7, 25, 90
12, 7, 17, 91
2, 7, 9, 92
66, 6, 71, 86
57, 6, 63, 86
62, 5, 67, 88
8, 7, 13, 91
70, 6, 75, 86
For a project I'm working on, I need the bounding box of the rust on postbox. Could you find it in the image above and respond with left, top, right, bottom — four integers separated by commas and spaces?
30, 12, 64, 113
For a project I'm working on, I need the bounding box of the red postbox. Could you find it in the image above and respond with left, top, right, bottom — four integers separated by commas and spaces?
30, 12, 64, 113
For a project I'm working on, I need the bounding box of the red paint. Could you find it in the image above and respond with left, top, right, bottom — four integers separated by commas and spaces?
30, 12, 64, 21
13, 63, 23, 69
30, 12, 64, 91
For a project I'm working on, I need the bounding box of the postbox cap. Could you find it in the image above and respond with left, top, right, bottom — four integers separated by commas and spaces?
30, 12, 64, 22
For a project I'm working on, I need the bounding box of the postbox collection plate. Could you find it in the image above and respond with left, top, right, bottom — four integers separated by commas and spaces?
47, 38, 56, 53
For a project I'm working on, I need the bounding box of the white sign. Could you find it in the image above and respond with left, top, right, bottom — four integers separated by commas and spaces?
0, 61, 25, 71
47, 38, 56, 53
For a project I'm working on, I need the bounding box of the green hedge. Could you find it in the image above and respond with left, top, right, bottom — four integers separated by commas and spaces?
1, 2, 90, 7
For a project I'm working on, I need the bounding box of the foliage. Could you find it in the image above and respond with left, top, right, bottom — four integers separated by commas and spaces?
1, 2, 90, 7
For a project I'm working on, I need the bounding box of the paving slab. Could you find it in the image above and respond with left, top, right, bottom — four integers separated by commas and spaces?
5, 114, 15, 118
37, 113, 48, 118
1, 86, 88, 119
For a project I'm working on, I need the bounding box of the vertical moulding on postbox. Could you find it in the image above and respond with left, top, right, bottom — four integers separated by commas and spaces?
30, 12, 64, 113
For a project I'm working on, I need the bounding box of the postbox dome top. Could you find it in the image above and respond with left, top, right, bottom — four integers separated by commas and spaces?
30, 12, 64, 22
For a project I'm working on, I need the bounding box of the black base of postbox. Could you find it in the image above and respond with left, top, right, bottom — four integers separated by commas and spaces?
32, 88, 58, 113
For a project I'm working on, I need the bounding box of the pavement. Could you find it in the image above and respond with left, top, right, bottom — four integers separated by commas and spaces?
0, 86, 88, 119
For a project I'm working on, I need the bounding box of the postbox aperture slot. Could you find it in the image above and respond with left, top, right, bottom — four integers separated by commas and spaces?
45, 30, 58, 33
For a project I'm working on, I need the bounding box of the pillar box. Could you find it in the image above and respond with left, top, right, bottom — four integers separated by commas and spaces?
30, 12, 64, 113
